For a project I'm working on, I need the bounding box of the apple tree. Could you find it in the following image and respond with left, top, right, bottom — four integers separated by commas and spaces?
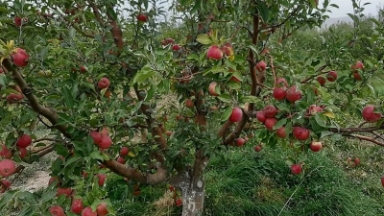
0, 0, 383, 215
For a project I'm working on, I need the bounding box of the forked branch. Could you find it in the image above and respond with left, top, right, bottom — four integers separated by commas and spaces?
2, 58, 166, 185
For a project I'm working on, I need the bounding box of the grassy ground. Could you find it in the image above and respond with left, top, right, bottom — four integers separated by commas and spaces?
4, 133, 384, 216
105, 138, 384, 216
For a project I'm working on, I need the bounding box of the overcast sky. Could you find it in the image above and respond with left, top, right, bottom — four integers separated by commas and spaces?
321, 0, 382, 17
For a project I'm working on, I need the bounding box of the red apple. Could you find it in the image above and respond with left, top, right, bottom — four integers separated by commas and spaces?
352, 61, 364, 70
221, 43, 234, 57
273, 87, 286, 100
276, 127, 287, 138
276, 77, 288, 87
71, 198, 84, 214
206, 45, 223, 60
306, 105, 323, 116
229, 107, 243, 122
0, 179, 11, 193
49, 205, 66, 216
165, 131, 173, 137
286, 86, 302, 103
48, 176, 60, 186
117, 156, 126, 164
255, 61, 267, 72
18, 147, 27, 158
236, 138, 245, 147
185, 99, 194, 108
208, 82, 219, 96
0, 145, 12, 159
291, 164, 302, 175
175, 199, 183, 207
316, 76, 326, 86
80, 66, 87, 73
14, 16, 22, 26
82, 207, 97, 216
264, 118, 277, 131
96, 202, 109, 216
90, 131, 102, 145
166, 38, 175, 45
263, 105, 277, 118
0, 159, 16, 177
230, 75, 240, 83
100, 127, 109, 136
293, 127, 310, 140
353, 71, 362, 80
56, 187, 72, 197
381, 176, 384, 187
119, 147, 129, 156
326, 71, 337, 82
16, 134, 32, 148
254, 145, 262, 152
256, 111, 266, 123
313, 87, 319, 96
172, 44, 181, 51
354, 157, 360, 166
162, 38, 174, 45
6, 93, 24, 103
362, 105, 382, 122
310, 141, 322, 152
98, 135, 112, 149
169, 185, 175, 191
82, 171, 89, 178
137, 13, 148, 22
11, 48, 29, 67
97, 173, 106, 186
98, 77, 110, 89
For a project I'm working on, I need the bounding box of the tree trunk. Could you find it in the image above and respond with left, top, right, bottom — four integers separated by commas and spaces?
170, 170, 206, 216
181, 186, 205, 216
170, 153, 208, 216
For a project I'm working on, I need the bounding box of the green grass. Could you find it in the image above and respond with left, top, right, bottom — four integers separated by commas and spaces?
105, 142, 384, 216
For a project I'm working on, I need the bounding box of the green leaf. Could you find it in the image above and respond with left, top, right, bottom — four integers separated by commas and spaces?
89, 151, 104, 161
273, 118, 287, 130
314, 113, 327, 127
0, 74, 7, 86
132, 68, 156, 84
39, 190, 57, 204
257, 2, 269, 23
247, 44, 258, 54
227, 81, 241, 90
218, 94, 232, 103
221, 107, 233, 121
44, 94, 62, 104
330, 4, 339, 8
275, 103, 291, 112
241, 95, 260, 103
320, 131, 334, 138
64, 155, 81, 167
196, 34, 212, 45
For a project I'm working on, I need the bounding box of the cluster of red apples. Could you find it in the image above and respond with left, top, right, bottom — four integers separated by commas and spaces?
90, 127, 130, 164
206, 43, 234, 60
14, 16, 28, 27
48, 175, 109, 216
169, 185, 183, 207
49, 200, 109, 216
316, 61, 364, 87
47, 158, 110, 216
6, 47, 111, 99
0, 134, 32, 192
161, 37, 181, 51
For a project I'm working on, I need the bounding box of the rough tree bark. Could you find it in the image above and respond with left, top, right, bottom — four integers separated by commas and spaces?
170, 155, 208, 216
